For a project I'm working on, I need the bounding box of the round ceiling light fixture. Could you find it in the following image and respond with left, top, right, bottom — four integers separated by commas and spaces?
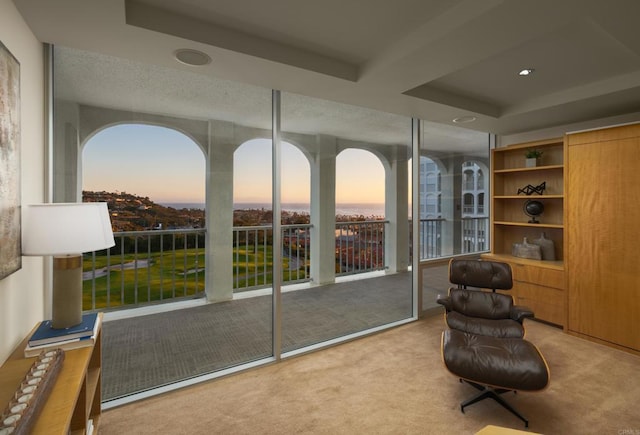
174, 49, 212, 66
518, 68, 535, 76
452, 116, 477, 124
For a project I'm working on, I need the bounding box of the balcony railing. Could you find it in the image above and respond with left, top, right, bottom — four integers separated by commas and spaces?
83, 221, 388, 310
232, 224, 313, 291
83, 217, 488, 311
462, 217, 489, 253
416, 217, 489, 260
335, 220, 386, 276
83, 229, 206, 311
417, 218, 444, 259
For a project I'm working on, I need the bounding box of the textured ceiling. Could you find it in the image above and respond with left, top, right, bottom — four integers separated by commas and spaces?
15, 0, 640, 136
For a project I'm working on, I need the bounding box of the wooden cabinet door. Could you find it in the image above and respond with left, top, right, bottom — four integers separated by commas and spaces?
515, 282, 564, 326
567, 126, 640, 351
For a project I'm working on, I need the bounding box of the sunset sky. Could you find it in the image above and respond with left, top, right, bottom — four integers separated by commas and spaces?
82, 124, 386, 205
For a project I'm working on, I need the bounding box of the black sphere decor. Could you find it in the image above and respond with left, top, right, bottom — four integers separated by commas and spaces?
524, 200, 544, 223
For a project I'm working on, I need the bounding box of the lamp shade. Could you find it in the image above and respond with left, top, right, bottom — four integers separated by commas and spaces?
22, 202, 115, 256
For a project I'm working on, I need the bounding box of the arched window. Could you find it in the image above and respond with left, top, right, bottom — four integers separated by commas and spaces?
83, 123, 205, 231
463, 193, 475, 215
463, 168, 475, 191
336, 148, 384, 218
234, 138, 310, 224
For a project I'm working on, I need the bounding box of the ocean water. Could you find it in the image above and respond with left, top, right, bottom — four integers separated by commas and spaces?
162, 202, 385, 217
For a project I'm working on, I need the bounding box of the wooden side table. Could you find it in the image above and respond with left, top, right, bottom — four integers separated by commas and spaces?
0, 313, 102, 434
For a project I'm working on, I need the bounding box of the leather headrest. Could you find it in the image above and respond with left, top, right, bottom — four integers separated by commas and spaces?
449, 259, 513, 290
449, 289, 514, 319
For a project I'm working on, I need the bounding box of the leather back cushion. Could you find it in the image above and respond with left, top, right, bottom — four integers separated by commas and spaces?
449, 288, 513, 319
449, 259, 513, 290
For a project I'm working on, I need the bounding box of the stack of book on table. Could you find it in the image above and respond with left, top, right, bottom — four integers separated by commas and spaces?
24, 312, 101, 357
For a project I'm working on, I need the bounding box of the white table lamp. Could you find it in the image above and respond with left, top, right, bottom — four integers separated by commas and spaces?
22, 203, 115, 329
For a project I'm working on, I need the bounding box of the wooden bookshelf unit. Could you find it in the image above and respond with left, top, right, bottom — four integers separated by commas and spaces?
482, 138, 566, 327
0, 313, 102, 434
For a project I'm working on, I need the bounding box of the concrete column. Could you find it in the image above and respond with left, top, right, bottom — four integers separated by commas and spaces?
205, 120, 236, 301
53, 101, 81, 202
440, 156, 464, 255
385, 152, 409, 273
310, 135, 337, 285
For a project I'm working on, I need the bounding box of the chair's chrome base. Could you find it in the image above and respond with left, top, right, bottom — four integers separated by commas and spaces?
459, 379, 529, 428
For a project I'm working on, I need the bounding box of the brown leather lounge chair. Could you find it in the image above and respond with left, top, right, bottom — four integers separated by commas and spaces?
437, 258, 550, 428
437, 258, 533, 338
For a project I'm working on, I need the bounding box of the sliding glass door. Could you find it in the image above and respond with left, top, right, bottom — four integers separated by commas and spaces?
280, 92, 414, 353
419, 120, 491, 311
53, 45, 274, 401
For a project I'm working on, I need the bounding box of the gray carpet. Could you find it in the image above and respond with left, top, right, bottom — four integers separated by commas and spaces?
102, 273, 413, 400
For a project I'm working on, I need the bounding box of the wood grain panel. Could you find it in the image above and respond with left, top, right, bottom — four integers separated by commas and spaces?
514, 264, 564, 289
481, 253, 564, 271
515, 282, 565, 326
481, 253, 565, 325
567, 124, 640, 147
567, 125, 640, 350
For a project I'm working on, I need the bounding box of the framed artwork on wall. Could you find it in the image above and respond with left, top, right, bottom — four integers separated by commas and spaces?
0, 41, 21, 279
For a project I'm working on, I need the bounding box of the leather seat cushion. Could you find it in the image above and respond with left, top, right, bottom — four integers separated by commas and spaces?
446, 311, 524, 338
442, 329, 549, 392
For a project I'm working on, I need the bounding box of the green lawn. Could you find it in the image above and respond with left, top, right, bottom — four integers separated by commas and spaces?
83, 247, 307, 310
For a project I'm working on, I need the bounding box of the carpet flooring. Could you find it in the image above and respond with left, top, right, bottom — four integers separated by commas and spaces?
101, 315, 640, 434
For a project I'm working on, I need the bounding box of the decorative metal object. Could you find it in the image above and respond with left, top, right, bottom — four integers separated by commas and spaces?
517, 181, 546, 196
523, 200, 544, 223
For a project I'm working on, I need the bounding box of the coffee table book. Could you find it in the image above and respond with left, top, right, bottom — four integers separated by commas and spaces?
28, 312, 98, 347
24, 314, 101, 357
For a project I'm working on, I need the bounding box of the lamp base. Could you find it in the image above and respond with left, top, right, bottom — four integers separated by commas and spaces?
52, 255, 83, 329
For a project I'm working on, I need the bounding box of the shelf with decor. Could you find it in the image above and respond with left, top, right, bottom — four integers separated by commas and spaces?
483, 137, 566, 327
493, 221, 563, 231
493, 197, 564, 227
489, 137, 564, 260
494, 164, 564, 174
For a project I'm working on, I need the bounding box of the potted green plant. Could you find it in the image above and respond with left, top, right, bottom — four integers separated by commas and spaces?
525, 149, 543, 167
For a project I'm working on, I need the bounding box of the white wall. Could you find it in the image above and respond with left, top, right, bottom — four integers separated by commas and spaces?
0, 0, 46, 363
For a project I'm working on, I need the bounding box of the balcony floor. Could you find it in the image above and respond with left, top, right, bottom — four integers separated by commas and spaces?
101, 265, 450, 401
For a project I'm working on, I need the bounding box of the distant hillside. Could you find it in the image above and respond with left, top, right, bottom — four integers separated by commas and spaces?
83, 190, 376, 232
83, 191, 205, 232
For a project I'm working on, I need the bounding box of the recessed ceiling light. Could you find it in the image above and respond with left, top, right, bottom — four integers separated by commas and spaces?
453, 116, 477, 124
518, 68, 535, 76
174, 49, 211, 66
